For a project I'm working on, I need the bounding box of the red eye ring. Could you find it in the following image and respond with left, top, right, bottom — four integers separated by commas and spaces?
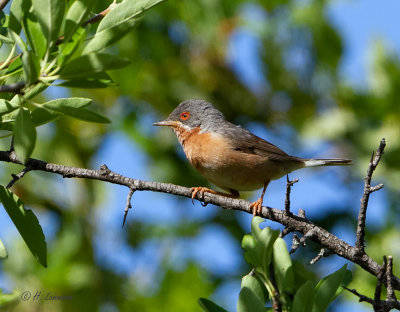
180, 111, 190, 120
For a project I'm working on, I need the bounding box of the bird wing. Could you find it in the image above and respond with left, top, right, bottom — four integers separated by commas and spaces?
217, 123, 301, 162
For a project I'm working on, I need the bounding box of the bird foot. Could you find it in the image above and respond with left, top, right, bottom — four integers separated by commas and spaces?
190, 187, 217, 206
249, 198, 263, 216
190, 187, 238, 206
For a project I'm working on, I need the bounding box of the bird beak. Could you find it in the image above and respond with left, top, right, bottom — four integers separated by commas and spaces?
153, 120, 179, 127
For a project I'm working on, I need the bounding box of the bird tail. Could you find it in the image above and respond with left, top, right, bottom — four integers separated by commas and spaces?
303, 158, 352, 167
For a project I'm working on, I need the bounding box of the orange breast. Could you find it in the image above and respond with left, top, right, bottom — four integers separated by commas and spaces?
175, 128, 299, 191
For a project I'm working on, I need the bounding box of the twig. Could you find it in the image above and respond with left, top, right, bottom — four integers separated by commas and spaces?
0, 81, 25, 94
373, 257, 386, 312
279, 226, 293, 238
82, 0, 116, 27
285, 175, 298, 214
355, 138, 386, 254
310, 248, 333, 264
0, 148, 400, 290
289, 230, 315, 254
122, 187, 135, 228
0, 0, 10, 11
289, 234, 302, 254
345, 286, 400, 311
6, 166, 31, 189
344, 286, 374, 304
386, 256, 396, 302
346, 257, 400, 311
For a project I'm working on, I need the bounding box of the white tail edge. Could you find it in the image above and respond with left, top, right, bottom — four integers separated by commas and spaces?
304, 158, 352, 167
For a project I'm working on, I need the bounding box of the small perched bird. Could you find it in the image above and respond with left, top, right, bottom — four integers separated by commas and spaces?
154, 99, 352, 215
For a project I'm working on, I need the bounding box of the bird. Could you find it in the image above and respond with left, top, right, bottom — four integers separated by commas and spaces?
153, 99, 352, 216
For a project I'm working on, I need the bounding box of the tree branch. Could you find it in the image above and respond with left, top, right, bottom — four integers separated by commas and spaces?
0, 81, 26, 93
1, 148, 399, 291
0, 0, 10, 11
356, 138, 386, 254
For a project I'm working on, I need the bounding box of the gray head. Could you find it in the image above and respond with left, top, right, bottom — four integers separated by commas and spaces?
153, 99, 226, 132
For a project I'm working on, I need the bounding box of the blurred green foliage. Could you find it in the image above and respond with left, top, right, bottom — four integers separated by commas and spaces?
1, 0, 400, 311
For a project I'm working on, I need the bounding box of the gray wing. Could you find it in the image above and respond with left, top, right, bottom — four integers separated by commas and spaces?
217, 123, 302, 162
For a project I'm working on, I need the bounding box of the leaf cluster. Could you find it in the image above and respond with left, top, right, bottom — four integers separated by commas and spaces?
200, 217, 352, 312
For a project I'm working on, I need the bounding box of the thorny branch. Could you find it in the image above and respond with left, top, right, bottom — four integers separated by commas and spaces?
122, 186, 135, 228
1, 139, 400, 298
284, 175, 298, 214
356, 138, 386, 254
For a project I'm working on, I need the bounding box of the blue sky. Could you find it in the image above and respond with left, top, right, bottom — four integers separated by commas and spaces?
1, 1, 399, 311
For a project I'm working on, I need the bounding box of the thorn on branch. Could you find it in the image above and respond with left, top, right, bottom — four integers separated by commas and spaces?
298, 209, 306, 219
285, 175, 299, 214
122, 187, 135, 228
310, 248, 333, 265
355, 138, 386, 254
6, 166, 32, 189
100, 164, 111, 175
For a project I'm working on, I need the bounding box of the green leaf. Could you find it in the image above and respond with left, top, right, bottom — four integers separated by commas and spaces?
242, 234, 258, 266
6, 57, 22, 74
23, 82, 49, 100
0, 33, 14, 45
237, 287, 267, 312
24, 11, 47, 59
0, 99, 20, 116
241, 275, 267, 303
0, 186, 47, 267
292, 281, 314, 312
83, 0, 167, 53
58, 27, 86, 66
97, 0, 165, 33
60, 53, 130, 79
57, 72, 116, 89
13, 108, 37, 163
57, 78, 116, 89
8, 30, 27, 52
41, 97, 111, 123
82, 20, 135, 54
312, 264, 348, 312
22, 51, 40, 85
63, 0, 95, 43
0, 288, 20, 305
332, 269, 352, 302
31, 106, 62, 126
41, 97, 92, 110
243, 218, 279, 273
0, 238, 7, 259
272, 238, 294, 295
257, 226, 280, 273
9, 0, 31, 34
32, 0, 65, 47
198, 298, 228, 312
251, 216, 265, 237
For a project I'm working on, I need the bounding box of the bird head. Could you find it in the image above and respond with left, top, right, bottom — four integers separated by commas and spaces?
153, 99, 226, 133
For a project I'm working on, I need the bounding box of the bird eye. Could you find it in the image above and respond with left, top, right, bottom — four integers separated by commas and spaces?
180, 111, 190, 120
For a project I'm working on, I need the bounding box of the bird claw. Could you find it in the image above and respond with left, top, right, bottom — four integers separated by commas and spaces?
190, 187, 215, 206
249, 198, 263, 216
